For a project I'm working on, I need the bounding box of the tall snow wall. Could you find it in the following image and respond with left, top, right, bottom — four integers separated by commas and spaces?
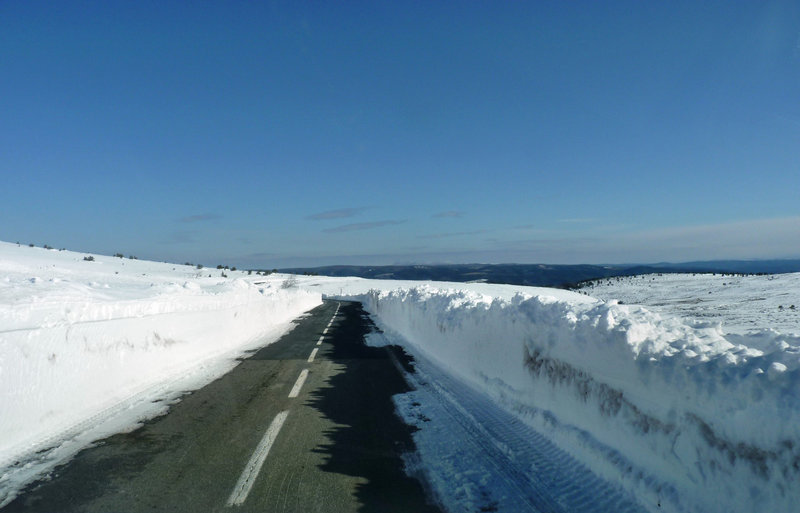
0, 281, 320, 471
355, 286, 800, 513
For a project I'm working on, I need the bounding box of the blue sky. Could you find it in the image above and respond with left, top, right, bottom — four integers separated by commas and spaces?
2, 1, 798, 268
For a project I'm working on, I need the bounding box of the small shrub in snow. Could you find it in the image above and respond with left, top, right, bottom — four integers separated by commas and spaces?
83, 256, 95, 261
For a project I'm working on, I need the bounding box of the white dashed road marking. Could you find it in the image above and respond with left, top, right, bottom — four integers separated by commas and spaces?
227, 411, 289, 507
288, 369, 309, 399
226, 303, 338, 507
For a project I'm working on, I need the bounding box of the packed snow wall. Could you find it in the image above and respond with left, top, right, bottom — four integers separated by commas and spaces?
354, 286, 800, 513
0, 280, 321, 469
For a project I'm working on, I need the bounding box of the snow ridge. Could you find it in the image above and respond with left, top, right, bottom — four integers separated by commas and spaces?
352, 285, 800, 513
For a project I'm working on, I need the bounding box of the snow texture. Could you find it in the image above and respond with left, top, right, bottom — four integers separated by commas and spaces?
3, 240, 798, 513
298, 274, 800, 513
0, 242, 320, 504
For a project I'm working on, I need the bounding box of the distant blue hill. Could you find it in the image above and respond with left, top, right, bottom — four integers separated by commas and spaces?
279, 259, 800, 289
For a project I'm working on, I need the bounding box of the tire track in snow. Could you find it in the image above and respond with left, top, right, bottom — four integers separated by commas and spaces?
395, 351, 647, 513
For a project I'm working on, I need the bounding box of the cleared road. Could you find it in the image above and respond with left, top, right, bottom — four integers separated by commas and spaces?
4, 300, 441, 513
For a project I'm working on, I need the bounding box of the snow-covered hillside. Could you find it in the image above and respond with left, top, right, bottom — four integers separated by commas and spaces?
296, 273, 800, 513
0, 242, 320, 504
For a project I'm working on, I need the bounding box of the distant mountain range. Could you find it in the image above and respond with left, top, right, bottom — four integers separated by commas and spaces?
280, 259, 800, 289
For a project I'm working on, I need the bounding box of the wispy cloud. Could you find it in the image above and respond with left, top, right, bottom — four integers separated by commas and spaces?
499, 217, 800, 263
432, 210, 464, 219
557, 218, 596, 224
418, 229, 488, 240
307, 207, 368, 221
514, 224, 549, 233
323, 220, 405, 233
221, 216, 800, 268
163, 230, 197, 244
179, 213, 221, 223
244, 251, 279, 259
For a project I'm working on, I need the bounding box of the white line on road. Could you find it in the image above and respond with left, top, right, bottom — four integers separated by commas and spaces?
288, 369, 309, 398
316, 336, 324, 346
227, 411, 289, 507
307, 348, 318, 363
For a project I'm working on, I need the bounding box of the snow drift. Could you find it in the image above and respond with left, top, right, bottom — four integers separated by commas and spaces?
346, 284, 800, 513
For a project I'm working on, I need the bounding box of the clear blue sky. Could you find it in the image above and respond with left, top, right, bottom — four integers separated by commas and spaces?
2, 1, 798, 267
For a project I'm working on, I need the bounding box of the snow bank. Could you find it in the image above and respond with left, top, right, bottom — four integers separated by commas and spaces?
344, 284, 800, 513
0, 242, 320, 500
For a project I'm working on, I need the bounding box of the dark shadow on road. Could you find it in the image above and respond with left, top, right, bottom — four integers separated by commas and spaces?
307, 301, 442, 513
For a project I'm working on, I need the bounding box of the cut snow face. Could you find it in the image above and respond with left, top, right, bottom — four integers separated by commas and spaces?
0, 242, 321, 505
293, 273, 800, 513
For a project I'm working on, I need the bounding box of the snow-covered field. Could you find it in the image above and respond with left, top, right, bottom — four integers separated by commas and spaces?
0, 242, 320, 505
3, 241, 799, 513
578, 272, 800, 335
296, 273, 800, 513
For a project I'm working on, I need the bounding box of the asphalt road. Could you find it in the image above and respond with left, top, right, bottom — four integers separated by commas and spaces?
4, 300, 441, 513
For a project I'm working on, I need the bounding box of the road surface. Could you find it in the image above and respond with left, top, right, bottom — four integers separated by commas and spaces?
5, 299, 649, 513
4, 300, 441, 512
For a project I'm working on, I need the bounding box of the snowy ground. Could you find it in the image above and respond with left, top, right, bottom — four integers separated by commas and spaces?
3, 241, 799, 513
0, 242, 320, 505
577, 272, 800, 335
296, 273, 800, 513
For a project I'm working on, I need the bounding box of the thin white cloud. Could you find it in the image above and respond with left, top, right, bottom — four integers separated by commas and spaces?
323, 220, 405, 233
621, 217, 800, 259
433, 210, 464, 218
179, 213, 221, 223
307, 207, 368, 221
418, 229, 488, 240
163, 230, 197, 244
225, 217, 800, 267
510, 217, 800, 263
557, 218, 596, 224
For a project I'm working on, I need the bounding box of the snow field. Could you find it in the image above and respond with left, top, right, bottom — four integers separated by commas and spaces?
301, 276, 800, 513
579, 272, 800, 336
0, 242, 321, 502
